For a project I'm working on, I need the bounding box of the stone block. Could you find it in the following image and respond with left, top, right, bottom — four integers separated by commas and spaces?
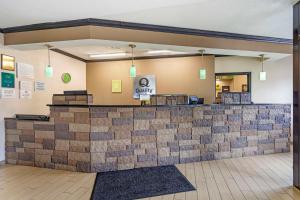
33, 124, 54, 131
134, 120, 150, 130
74, 112, 90, 124
132, 135, 156, 144
212, 134, 225, 143
17, 121, 34, 130
201, 135, 212, 144
35, 131, 55, 139
212, 126, 229, 134
43, 139, 55, 150
90, 141, 107, 152
112, 118, 133, 126
36, 154, 51, 163
70, 141, 90, 152
91, 118, 111, 126
107, 112, 120, 118
137, 154, 157, 162
219, 142, 230, 152
158, 156, 179, 165
192, 119, 212, 127
68, 152, 90, 162
90, 132, 113, 140
6, 129, 22, 135
91, 152, 106, 163
6, 135, 19, 142
5, 120, 17, 129
214, 152, 231, 160
204, 143, 218, 152
69, 107, 89, 113
257, 124, 273, 131
69, 123, 90, 132
55, 131, 75, 140
55, 140, 69, 151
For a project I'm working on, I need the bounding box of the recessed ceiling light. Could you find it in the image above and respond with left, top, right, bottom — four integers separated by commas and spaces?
89, 52, 127, 58
147, 50, 174, 54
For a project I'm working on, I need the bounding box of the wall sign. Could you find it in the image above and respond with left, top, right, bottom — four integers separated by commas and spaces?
19, 81, 33, 99
17, 63, 34, 79
1, 88, 16, 99
1, 54, 15, 71
61, 73, 71, 83
35, 81, 46, 91
133, 75, 156, 99
1, 72, 15, 88
112, 80, 122, 93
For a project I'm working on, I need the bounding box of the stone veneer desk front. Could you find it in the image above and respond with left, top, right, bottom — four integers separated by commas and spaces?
5, 102, 291, 173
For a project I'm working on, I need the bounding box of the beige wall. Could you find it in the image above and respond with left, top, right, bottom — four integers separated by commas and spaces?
0, 33, 86, 161
215, 56, 292, 104
87, 56, 215, 105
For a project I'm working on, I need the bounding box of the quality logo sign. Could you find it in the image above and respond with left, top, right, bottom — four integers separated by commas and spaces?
133, 75, 156, 99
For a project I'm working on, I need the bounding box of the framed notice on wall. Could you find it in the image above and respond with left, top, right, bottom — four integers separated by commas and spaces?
112, 80, 122, 93
1, 54, 15, 71
1, 72, 15, 88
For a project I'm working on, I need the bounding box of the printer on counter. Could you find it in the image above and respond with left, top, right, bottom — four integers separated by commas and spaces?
188, 96, 204, 105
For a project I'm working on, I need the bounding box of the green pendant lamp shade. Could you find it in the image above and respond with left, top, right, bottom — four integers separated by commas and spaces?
259, 54, 267, 81
129, 44, 137, 78
259, 71, 266, 81
45, 45, 53, 78
199, 69, 206, 80
199, 49, 206, 80
130, 65, 136, 78
45, 65, 53, 77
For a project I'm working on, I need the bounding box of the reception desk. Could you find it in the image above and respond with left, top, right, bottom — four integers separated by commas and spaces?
5, 94, 291, 173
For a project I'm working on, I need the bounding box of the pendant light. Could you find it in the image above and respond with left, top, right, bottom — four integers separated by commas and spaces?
45, 44, 53, 78
129, 44, 136, 78
199, 49, 206, 80
259, 54, 266, 81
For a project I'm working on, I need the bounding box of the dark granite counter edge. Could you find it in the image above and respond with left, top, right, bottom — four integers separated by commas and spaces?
46, 103, 291, 107
4, 117, 50, 121
53, 94, 93, 96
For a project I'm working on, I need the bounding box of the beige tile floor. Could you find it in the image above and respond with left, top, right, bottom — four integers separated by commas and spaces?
0, 152, 299, 200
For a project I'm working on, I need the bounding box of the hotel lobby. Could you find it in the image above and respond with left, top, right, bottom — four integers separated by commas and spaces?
0, 0, 299, 199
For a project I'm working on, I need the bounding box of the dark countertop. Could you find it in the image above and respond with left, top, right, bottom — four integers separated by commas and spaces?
46, 103, 291, 107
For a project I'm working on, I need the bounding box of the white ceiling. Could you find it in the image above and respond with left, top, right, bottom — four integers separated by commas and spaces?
10, 39, 290, 61
0, 0, 294, 39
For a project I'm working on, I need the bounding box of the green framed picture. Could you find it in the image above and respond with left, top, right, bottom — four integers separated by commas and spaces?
1, 72, 15, 88
61, 73, 71, 84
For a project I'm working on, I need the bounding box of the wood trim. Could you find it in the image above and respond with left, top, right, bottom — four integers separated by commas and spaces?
50, 48, 87, 62
1, 18, 292, 44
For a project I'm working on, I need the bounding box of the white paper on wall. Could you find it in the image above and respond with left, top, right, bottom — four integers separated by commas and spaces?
17, 63, 34, 79
20, 90, 32, 99
1, 89, 16, 99
34, 81, 46, 91
19, 80, 33, 99
20, 80, 33, 91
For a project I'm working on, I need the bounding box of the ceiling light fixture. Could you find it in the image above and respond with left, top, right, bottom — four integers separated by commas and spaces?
147, 50, 173, 54
199, 49, 206, 80
89, 52, 126, 58
129, 44, 136, 78
45, 44, 53, 78
259, 54, 267, 81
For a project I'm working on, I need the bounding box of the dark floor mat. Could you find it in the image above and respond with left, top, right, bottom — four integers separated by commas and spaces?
91, 165, 196, 200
